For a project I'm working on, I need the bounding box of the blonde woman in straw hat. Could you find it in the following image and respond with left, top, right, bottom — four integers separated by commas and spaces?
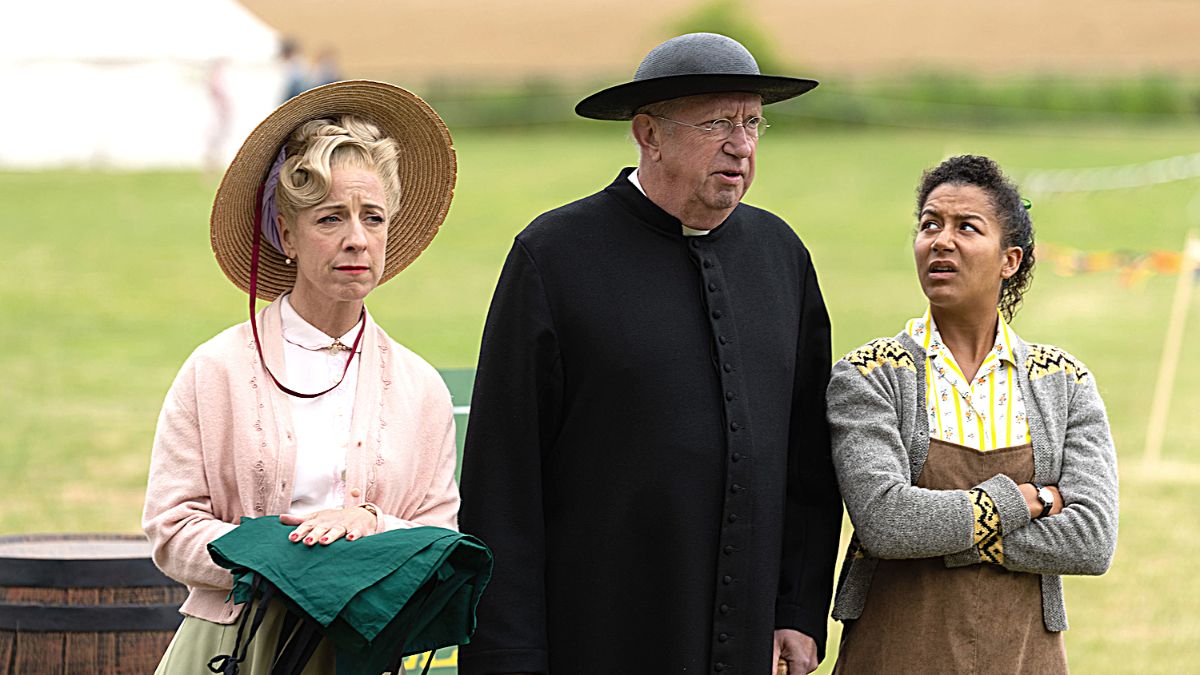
142, 81, 458, 672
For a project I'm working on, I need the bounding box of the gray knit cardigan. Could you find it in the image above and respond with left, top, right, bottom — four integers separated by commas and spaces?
827, 331, 1119, 631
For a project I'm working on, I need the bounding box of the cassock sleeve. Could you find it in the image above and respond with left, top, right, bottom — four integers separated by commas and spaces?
458, 239, 563, 675
774, 256, 843, 661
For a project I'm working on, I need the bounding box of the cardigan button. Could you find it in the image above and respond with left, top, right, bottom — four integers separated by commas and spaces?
718, 336, 727, 345
730, 484, 742, 494
724, 545, 735, 555
712, 310, 723, 320
725, 391, 735, 401
715, 663, 726, 672
350, 488, 362, 498
731, 453, 741, 462
723, 363, 732, 373
719, 603, 730, 614
730, 422, 740, 431
727, 513, 739, 523
723, 575, 733, 584
708, 282, 718, 292
703, 259, 712, 268
719, 632, 730, 642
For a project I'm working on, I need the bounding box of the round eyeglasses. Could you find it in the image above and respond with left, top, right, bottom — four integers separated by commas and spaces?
652, 115, 769, 139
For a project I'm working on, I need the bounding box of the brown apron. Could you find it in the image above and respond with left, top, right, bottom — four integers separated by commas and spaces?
834, 438, 1067, 674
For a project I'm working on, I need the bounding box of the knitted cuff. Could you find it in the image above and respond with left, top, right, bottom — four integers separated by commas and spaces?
976, 473, 1031, 535
967, 488, 1005, 564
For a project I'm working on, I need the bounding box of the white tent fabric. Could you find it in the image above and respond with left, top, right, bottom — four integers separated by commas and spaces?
1, 0, 284, 169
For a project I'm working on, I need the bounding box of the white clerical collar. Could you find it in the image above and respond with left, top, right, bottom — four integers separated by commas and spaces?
280, 293, 363, 353
628, 168, 711, 237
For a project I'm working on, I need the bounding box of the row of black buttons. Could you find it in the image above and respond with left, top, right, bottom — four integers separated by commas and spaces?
692, 238, 753, 674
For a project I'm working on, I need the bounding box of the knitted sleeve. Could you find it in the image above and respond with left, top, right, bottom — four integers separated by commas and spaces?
829, 341, 979, 559
998, 348, 1119, 576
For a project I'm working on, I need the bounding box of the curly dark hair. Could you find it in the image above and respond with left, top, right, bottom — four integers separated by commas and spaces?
915, 155, 1035, 322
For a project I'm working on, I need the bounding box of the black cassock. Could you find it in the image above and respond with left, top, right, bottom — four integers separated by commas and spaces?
459, 169, 842, 675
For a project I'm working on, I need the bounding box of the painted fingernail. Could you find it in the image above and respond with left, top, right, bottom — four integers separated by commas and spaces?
289, 534, 299, 541
347, 534, 356, 541
305, 538, 314, 545
320, 537, 329, 543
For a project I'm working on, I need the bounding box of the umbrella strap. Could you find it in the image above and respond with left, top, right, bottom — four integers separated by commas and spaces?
270, 612, 325, 675
208, 575, 276, 674
387, 580, 440, 675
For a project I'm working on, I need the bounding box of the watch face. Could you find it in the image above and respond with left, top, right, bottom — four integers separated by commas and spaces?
1038, 487, 1054, 506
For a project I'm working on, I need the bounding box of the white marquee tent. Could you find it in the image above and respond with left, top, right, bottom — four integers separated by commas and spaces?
1, 0, 284, 169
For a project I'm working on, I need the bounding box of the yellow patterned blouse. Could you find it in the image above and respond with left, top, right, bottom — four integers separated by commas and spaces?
906, 308, 1031, 450
906, 308, 1029, 564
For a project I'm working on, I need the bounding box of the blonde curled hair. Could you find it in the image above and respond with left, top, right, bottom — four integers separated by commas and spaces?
275, 115, 402, 224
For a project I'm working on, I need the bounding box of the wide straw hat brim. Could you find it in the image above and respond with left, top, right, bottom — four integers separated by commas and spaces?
575, 73, 818, 121
211, 80, 456, 300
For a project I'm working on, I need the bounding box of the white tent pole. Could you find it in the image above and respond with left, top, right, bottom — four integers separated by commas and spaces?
1145, 229, 1200, 464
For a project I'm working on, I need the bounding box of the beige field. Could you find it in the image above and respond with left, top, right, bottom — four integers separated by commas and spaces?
241, 0, 1198, 80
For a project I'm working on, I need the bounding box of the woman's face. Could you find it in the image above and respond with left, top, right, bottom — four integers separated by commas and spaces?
914, 182, 1022, 316
278, 166, 389, 307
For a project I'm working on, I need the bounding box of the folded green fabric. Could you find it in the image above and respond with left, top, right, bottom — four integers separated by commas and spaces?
208, 517, 492, 674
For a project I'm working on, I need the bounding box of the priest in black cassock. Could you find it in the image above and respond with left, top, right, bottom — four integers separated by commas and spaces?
458, 33, 843, 675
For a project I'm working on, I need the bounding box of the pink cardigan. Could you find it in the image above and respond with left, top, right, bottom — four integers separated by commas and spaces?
142, 300, 460, 624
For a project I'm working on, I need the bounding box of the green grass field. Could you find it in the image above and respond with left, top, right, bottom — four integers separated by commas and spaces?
3, 123, 1199, 672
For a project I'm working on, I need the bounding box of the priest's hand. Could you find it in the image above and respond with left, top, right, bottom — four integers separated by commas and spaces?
280, 506, 377, 546
772, 628, 818, 674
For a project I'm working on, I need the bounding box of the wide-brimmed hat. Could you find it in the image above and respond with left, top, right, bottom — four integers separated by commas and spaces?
211, 80, 456, 300
575, 33, 818, 121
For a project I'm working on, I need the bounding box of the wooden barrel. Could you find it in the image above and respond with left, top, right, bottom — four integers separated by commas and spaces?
0, 534, 188, 674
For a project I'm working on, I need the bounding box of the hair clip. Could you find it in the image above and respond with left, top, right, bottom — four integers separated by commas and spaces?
1021, 197, 1033, 210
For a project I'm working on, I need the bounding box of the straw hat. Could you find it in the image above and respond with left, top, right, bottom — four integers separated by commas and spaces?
575, 33, 817, 121
211, 80, 456, 300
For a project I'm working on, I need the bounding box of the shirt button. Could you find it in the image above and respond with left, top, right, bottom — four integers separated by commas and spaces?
723, 575, 733, 584
731, 453, 741, 462
712, 310, 723, 319
718, 336, 727, 345
720, 604, 731, 614
725, 391, 735, 401
730, 484, 742, 494
715, 663, 726, 672
708, 283, 718, 292
719, 632, 730, 642
724, 545, 735, 555
723, 363, 732, 373
730, 422, 740, 431
728, 513, 739, 523
703, 259, 712, 268
691, 239, 701, 249
350, 488, 362, 498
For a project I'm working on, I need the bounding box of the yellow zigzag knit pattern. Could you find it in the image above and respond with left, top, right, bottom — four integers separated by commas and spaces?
846, 339, 917, 376
1025, 345, 1090, 383
969, 488, 1004, 565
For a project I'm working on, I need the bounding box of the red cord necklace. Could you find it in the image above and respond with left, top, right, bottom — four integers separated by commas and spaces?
247, 184, 365, 399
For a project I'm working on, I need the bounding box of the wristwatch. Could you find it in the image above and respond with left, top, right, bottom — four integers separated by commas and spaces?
1032, 483, 1054, 518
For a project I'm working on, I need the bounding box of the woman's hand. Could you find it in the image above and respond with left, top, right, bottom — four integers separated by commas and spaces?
1018, 483, 1063, 519
279, 505, 377, 546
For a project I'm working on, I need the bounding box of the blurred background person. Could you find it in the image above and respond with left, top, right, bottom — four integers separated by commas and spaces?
826, 155, 1119, 673
312, 47, 343, 87
279, 36, 310, 102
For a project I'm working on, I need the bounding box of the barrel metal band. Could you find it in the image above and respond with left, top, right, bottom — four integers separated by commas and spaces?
0, 602, 184, 632
0, 557, 179, 588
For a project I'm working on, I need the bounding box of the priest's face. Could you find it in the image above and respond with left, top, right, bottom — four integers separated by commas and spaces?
649, 92, 761, 229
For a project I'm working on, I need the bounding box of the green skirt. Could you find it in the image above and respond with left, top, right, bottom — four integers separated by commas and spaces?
156, 599, 338, 675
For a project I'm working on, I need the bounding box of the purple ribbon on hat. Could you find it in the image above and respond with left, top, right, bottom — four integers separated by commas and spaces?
259, 148, 287, 255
